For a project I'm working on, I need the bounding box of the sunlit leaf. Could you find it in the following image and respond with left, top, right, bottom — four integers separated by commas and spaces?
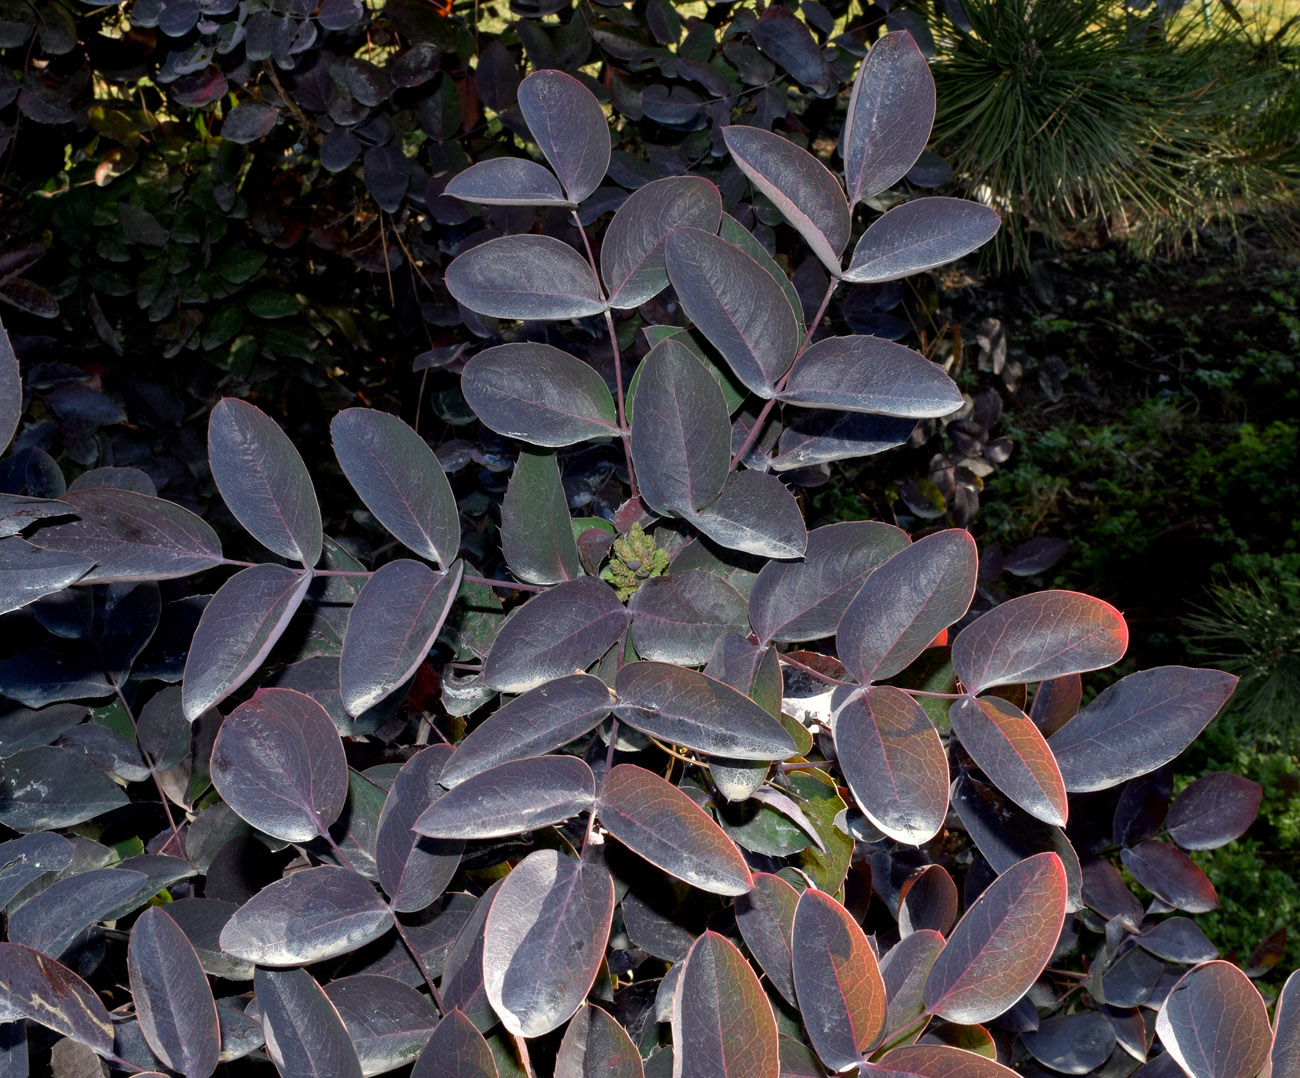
1156, 961, 1270, 1078
414, 755, 595, 839
672, 931, 778, 1078
843, 199, 1000, 284
780, 335, 963, 419
1166, 772, 1262, 850
7, 867, 146, 958
483, 850, 614, 1037
1273, 970, 1300, 1078
208, 398, 321, 567
923, 853, 1068, 1024
412, 1010, 498, 1078
685, 470, 807, 561
323, 974, 438, 1076
1121, 840, 1218, 913
875, 1044, 1018, 1077
555, 1004, 643, 1078
735, 872, 800, 1007
629, 571, 749, 666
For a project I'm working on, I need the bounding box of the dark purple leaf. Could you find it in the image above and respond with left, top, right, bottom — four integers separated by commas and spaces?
1080, 858, 1143, 925
923, 852, 1068, 1024
0, 321, 18, 454
375, 745, 463, 912
686, 469, 807, 560
614, 661, 797, 760
1121, 841, 1218, 913
1098, 944, 1166, 1008
169, 68, 229, 107
953, 591, 1128, 695
0, 650, 112, 708
718, 212, 805, 331
222, 101, 276, 143
317, 0, 363, 30
320, 128, 361, 172
875, 1044, 1018, 1077
0, 832, 73, 907
45, 383, 125, 425
672, 931, 779, 1078
1272, 970, 1299, 1077
344, 59, 391, 106
749, 521, 911, 645
1030, 673, 1082, 737
445, 158, 568, 206
1021, 1012, 1115, 1075
440, 881, 504, 1031
906, 152, 953, 188
1155, 961, 1270, 1078
208, 398, 321, 567
773, 409, 916, 471
0, 745, 128, 831
664, 227, 799, 398
793, 887, 887, 1069
1166, 772, 1261, 850
163, 899, 250, 981
749, 7, 831, 91
0, 943, 113, 1055
364, 145, 410, 212
221, 866, 394, 967
445, 235, 606, 321
128, 907, 220, 1078
880, 929, 946, 1044
482, 577, 630, 694
843, 31, 935, 205
209, 687, 348, 842
949, 694, 1067, 827
1004, 538, 1070, 577
331, 408, 460, 566
1137, 918, 1217, 964
781, 335, 962, 419
899, 865, 959, 937
736, 871, 800, 1007
254, 967, 363, 1078
602, 176, 722, 308
555, 1004, 643, 1078
414, 755, 595, 839
838, 529, 978, 684
28, 488, 223, 583
843, 198, 1000, 284
68, 467, 156, 496
835, 686, 948, 844
0, 538, 92, 615
722, 125, 850, 274
516, 70, 610, 204
502, 449, 579, 585
483, 850, 614, 1037
323, 975, 438, 1074
181, 564, 312, 720
0, 494, 74, 538
630, 337, 731, 517
629, 572, 749, 666
340, 559, 462, 716
7, 867, 145, 958
1048, 668, 1238, 792
438, 674, 613, 787
412, 1010, 498, 1077
463, 342, 619, 448
598, 764, 752, 895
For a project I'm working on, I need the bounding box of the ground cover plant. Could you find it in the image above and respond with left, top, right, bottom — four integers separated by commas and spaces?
3, 27, 1300, 1078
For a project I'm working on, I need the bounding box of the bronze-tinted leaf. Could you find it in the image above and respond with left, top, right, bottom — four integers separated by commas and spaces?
1273, 970, 1300, 1077
1156, 961, 1270, 1078
412, 1010, 498, 1078
554, 1004, 643, 1078
255, 967, 363, 1078
735, 872, 800, 1007
875, 1043, 1018, 1077
1120, 840, 1218, 913
898, 866, 958, 938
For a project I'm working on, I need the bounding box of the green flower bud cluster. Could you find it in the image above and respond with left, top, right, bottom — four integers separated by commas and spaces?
602, 522, 669, 600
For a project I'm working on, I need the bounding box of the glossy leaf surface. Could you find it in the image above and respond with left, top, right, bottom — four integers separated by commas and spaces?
838, 529, 978, 684
1156, 961, 1270, 1078
444, 157, 568, 206
323, 974, 438, 1075
27, 488, 223, 583
630, 338, 731, 517
1121, 840, 1218, 913
949, 694, 1068, 827
438, 674, 613, 787
375, 745, 463, 913
413, 755, 595, 839
686, 470, 807, 560
880, 930, 946, 1045
0, 746, 128, 831
1137, 918, 1217, 964
836, 686, 948, 844
463, 343, 619, 447
603, 176, 722, 308
923, 853, 1068, 1024
614, 661, 797, 760
483, 850, 614, 1037
0, 943, 113, 1055
1166, 772, 1262, 850
517, 70, 610, 204
672, 931, 778, 1078
722, 125, 850, 275
210, 688, 347, 841
1020, 1011, 1115, 1074
843, 32, 936, 205
181, 563, 313, 720
664, 227, 799, 398
953, 591, 1128, 694
0, 832, 73, 906
340, 559, 462, 715
899, 866, 959, 937
598, 764, 752, 895
412, 1010, 498, 1078
255, 967, 363, 1078
331, 408, 460, 566
629, 571, 749, 666
735, 872, 800, 1007
1273, 970, 1300, 1078
843, 199, 1001, 284
554, 1004, 644, 1078
876, 1044, 1018, 1077
780, 336, 963, 419
7, 867, 146, 958
749, 521, 910, 645
128, 907, 220, 1078
220, 866, 394, 967
208, 398, 321, 566
1048, 667, 1238, 792
0, 539, 92, 615
445, 236, 606, 321
792, 888, 887, 1070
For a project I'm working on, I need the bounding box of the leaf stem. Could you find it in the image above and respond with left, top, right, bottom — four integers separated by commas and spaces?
107, 677, 185, 857
462, 573, 546, 593
902, 688, 965, 700
393, 915, 446, 1012
777, 651, 852, 687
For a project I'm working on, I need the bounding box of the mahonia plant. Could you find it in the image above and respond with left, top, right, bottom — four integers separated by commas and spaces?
0, 36, 1296, 1078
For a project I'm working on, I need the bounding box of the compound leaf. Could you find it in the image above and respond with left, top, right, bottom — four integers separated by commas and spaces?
517, 70, 610, 204
444, 157, 569, 207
